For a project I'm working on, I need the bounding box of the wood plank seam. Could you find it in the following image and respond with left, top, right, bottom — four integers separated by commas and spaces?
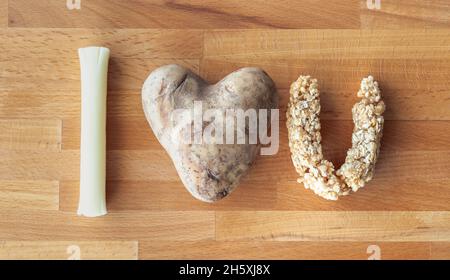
215, 211, 450, 242
1, 2, 450, 260
0, 180, 59, 210
0, 240, 139, 260
0, 118, 62, 151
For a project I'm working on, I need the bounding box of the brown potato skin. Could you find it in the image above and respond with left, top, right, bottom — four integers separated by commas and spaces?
142, 64, 278, 202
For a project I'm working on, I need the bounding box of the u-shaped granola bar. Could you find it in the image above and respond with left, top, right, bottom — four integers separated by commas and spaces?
286, 75, 385, 200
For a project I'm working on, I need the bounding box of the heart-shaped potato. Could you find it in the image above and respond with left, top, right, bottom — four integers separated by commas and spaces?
142, 65, 278, 202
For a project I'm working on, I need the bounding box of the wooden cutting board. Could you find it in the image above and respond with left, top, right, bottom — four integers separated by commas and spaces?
0, 0, 449, 260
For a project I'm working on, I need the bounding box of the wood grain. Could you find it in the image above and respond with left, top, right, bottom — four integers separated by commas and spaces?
63, 117, 155, 150
204, 30, 450, 59
201, 58, 450, 90
216, 211, 450, 241
256, 150, 450, 183
0, 119, 61, 151
62, 119, 450, 151
59, 179, 278, 212
0, 92, 141, 119
0, 210, 214, 241
58, 178, 450, 212
0, 180, 59, 210
140, 241, 442, 260
1, 149, 449, 184
0, 59, 450, 120
6, 110, 450, 152
58, 121, 450, 211
1, 85, 447, 123
0, 58, 199, 91
0, 241, 138, 260
201, 59, 450, 120
0, 0, 6, 27
0, 150, 180, 181
360, 0, 450, 28
430, 243, 450, 260
0, 1, 449, 260
9, 0, 360, 29
0, 29, 202, 59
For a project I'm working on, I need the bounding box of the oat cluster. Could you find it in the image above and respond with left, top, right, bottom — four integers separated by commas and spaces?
286, 75, 385, 200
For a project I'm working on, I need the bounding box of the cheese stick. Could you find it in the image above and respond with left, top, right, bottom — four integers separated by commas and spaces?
77, 46, 110, 217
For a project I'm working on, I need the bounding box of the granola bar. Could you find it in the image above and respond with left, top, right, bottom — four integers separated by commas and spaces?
286, 75, 385, 200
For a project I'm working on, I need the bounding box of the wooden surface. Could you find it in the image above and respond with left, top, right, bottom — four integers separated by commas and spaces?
0, 0, 449, 260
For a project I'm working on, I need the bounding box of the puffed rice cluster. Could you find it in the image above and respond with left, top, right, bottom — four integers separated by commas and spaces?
286, 75, 385, 200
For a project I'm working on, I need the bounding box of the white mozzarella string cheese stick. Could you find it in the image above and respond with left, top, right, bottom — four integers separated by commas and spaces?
77, 46, 110, 217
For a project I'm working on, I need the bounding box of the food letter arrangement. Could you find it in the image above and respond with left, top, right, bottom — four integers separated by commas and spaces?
142, 65, 278, 202
287, 76, 385, 200
77, 47, 110, 217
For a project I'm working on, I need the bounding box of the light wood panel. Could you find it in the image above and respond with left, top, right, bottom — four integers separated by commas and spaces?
63, 117, 154, 150
2, 57, 448, 119
0, 210, 214, 241
0, 91, 80, 119
430, 243, 450, 260
0, 0, 6, 27
0, 180, 59, 210
360, 0, 450, 28
10, 1, 449, 29
0, 150, 179, 180
274, 180, 450, 211
9, 0, 360, 29
59, 179, 278, 212
0, 1, 449, 260
201, 59, 450, 120
58, 178, 450, 212
0, 241, 138, 260
216, 211, 450, 241
0, 92, 141, 119
0, 119, 61, 151
255, 150, 450, 183
0, 58, 198, 91
201, 58, 450, 90
1, 149, 449, 185
140, 241, 441, 260
204, 30, 450, 59
60, 119, 450, 151
2, 85, 448, 122
57, 121, 450, 211
0, 29, 203, 59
